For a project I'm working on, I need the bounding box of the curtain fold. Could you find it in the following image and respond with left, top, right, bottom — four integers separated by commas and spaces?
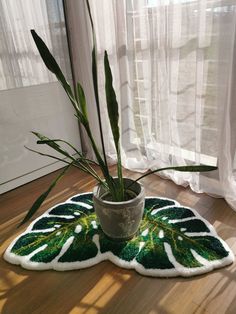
66, 0, 236, 210
217, 7, 236, 209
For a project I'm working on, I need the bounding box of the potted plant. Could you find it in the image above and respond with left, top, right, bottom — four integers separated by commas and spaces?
20, 0, 217, 241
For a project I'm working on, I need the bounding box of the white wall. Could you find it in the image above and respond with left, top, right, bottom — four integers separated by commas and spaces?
0, 82, 81, 194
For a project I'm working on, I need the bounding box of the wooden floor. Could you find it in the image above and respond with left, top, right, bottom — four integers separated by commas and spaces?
1, 165, 236, 314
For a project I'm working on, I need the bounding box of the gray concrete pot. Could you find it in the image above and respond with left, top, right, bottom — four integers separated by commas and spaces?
93, 178, 145, 241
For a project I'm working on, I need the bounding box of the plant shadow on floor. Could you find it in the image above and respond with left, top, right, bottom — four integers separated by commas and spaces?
1, 257, 236, 314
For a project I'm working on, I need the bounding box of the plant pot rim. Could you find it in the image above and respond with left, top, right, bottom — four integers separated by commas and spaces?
93, 177, 145, 207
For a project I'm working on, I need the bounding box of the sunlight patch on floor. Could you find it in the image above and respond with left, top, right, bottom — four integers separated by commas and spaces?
74, 272, 131, 313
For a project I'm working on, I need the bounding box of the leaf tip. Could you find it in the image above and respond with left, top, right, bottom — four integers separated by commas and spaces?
30, 29, 37, 39
17, 221, 24, 229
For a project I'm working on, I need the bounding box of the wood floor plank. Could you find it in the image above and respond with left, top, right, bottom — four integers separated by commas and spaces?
1, 166, 236, 314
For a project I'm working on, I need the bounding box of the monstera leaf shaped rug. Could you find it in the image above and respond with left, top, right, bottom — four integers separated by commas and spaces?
4, 193, 234, 277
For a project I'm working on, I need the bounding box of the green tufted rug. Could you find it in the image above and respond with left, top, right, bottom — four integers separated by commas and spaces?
4, 193, 234, 277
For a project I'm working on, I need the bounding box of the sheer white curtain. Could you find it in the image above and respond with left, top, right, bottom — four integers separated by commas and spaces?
0, 0, 71, 90
66, 0, 236, 209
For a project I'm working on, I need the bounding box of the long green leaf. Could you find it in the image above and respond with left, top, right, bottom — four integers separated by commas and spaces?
104, 51, 120, 150
36, 138, 98, 165
33, 130, 115, 195
36, 137, 82, 158
18, 164, 72, 227
32, 13, 116, 200
30, 30, 82, 117
31, 30, 71, 96
76, 82, 88, 119
32, 132, 75, 162
135, 165, 218, 183
32, 133, 105, 182
104, 50, 124, 198
25, 146, 105, 186
85, 0, 110, 176
85, 0, 98, 105
32, 132, 60, 149
31, 29, 102, 168
34, 137, 103, 182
